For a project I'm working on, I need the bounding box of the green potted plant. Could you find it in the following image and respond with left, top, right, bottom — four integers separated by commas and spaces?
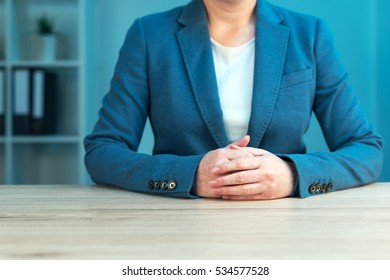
36, 13, 56, 61
37, 13, 55, 35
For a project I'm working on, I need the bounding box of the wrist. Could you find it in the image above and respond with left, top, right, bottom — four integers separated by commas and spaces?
284, 160, 299, 197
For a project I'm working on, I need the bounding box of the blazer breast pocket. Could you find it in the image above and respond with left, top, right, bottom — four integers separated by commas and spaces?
280, 68, 313, 89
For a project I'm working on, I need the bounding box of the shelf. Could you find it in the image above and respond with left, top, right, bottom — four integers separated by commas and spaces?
10, 135, 80, 144
0, 0, 88, 185
11, 0, 80, 62
3, 60, 80, 69
0, 136, 80, 144
10, 60, 80, 68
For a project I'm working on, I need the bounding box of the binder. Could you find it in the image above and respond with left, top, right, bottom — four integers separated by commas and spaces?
30, 70, 57, 134
13, 69, 30, 135
0, 69, 4, 135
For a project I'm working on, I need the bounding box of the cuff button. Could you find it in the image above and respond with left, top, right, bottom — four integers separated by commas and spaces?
315, 184, 321, 193
161, 181, 169, 190
148, 180, 155, 190
154, 181, 161, 190
309, 184, 316, 194
168, 180, 177, 191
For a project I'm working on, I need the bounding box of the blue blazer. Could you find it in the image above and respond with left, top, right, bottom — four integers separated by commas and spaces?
84, 0, 383, 198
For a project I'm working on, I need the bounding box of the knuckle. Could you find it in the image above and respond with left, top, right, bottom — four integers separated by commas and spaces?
217, 165, 226, 173
236, 159, 246, 169
245, 151, 255, 158
214, 188, 223, 196
264, 171, 275, 181
263, 183, 277, 197
215, 149, 224, 157
242, 186, 252, 196
236, 172, 246, 184
216, 177, 225, 186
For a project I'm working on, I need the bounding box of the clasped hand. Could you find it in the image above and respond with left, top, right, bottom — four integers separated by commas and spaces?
194, 136, 296, 200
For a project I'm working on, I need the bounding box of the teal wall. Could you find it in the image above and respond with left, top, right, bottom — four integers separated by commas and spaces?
377, 0, 390, 180
90, 0, 389, 180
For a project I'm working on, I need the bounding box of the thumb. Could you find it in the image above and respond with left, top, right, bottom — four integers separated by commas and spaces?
227, 135, 250, 148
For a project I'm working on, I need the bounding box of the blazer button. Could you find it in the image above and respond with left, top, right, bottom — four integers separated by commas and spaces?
315, 183, 321, 193
309, 184, 316, 194
161, 181, 169, 190
154, 181, 161, 190
148, 180, 155, 190
168, 180, 177, 191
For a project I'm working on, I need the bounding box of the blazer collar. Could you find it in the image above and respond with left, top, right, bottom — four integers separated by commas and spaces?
257, 0, 284, 24
177, 0, 289, 148
248, 1, 289, 147
177, 0, 230, 147
178, 0, 207, 26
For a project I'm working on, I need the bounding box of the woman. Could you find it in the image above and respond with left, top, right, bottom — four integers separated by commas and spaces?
84, 0, 383, 200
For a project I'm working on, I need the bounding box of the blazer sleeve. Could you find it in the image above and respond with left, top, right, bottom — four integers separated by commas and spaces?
84, 19, 202, 198
283, 19, 384, 198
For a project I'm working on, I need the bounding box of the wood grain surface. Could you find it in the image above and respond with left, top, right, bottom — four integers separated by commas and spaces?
0, 183, 389, 260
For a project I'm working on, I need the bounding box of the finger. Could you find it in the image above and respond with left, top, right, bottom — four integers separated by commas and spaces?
209, 169, 261, 187
227, 135, 250, 148
229, 145, 270, 157
212, 157, 261, 175
213, 183, 265, 197
223, 148, 255, 161
223, 194, 270, 201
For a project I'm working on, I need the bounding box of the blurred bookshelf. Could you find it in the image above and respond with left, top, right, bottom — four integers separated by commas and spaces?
0, 0, 92, 184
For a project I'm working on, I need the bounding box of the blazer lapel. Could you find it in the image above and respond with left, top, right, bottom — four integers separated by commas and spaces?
176, 0, 230, 148
247, 0, 290, 147
176, 0, 289, 148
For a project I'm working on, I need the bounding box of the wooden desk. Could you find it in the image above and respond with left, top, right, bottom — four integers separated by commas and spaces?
0, 183, 389, 260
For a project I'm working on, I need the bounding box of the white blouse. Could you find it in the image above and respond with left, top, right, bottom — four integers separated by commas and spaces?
211, 37, 255, 142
